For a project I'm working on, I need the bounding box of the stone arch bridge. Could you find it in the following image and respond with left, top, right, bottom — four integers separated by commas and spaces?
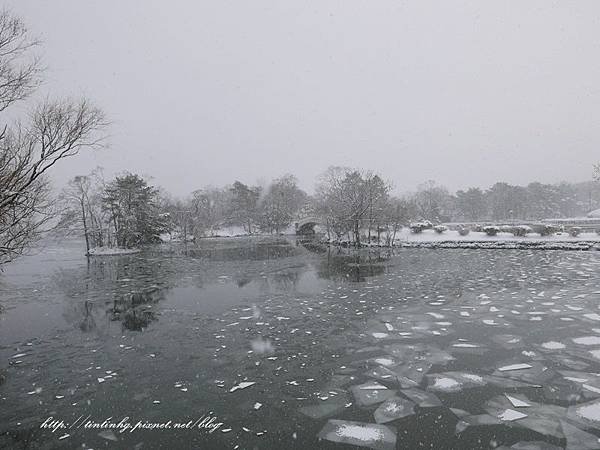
295, 216, 322, 235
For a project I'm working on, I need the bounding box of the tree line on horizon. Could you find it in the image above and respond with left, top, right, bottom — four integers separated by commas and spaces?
55, 166, 600, 251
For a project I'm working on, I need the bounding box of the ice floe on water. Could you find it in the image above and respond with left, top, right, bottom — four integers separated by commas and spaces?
426, 372, 486, 393
505, 394, 531, 408
497, 363, 533, 372
541, 341, 566, 350
573, 336, 600, 346
498, 409, 528, 421
373, 396, 415, 423
350, 382, 395, 407
318, 420, 397, 450
229, 381, 256, 393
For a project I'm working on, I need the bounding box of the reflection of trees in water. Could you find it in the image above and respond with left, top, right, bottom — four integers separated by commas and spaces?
235, 277, 252, 288
79, 301, 96, 332
53, 237, 311, 332
55, 255, 170, 333
185, 239, 300, 261
316, 247, 390, 282
255, 268, 302, 292
298, 239, 328, 254
109, 287, 163, 331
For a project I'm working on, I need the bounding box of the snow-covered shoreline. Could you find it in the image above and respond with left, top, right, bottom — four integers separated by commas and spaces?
323, 229, 600, 251
86, 247, 141, 256
396, 240, 598, 250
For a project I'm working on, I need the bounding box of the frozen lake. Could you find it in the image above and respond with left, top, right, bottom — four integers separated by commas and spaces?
2, 237, 600, 449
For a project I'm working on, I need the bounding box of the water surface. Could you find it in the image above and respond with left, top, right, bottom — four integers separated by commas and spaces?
2, 237, 600, 449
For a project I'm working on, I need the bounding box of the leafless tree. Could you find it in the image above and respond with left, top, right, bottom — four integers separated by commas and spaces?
59, 169, 109, 253
0, 10, 106, 264
315, 167, 390, 246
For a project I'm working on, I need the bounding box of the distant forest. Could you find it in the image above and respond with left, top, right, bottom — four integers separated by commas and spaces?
55, 167, 600, 251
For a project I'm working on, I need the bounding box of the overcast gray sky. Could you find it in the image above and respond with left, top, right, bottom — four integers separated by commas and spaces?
6, 1, 600, 196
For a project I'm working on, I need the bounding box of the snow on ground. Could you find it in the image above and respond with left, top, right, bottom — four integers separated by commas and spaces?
394, 228, 600, 243
86, 247, 141, 256
325, 228, 600, 250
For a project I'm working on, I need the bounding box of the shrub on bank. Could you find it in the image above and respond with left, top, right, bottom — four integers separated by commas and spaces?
410, 221, 432, 234
458, 227, 470, 236
531, 223, 558, 237
433, 225, 447, 234
483, 226, 500, 236
569, 227, 582, 237
511, 225, 532, 237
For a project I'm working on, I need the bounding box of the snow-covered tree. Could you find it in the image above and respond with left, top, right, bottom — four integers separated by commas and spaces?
227, 181, 261, 234
102, 173, 167, 248
258, 175, 307, 234
190, 187, 231, 237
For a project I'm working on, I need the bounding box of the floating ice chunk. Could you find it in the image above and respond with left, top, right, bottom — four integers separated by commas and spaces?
384, 323, 394, 331
401, 388, 442, 408
317, 420, 396, 450
541, 341, 566, 350
482, 320, 497, 325
430, 377, 461, 392
450, 408, 470, 418
427, 372, 485, 392
584, 313, 600, 321
498, 409, 528, 421
427, 313, 445, 319
360, 383, 389, 390
509, 442, 562, 450
505, 394, 531, 408
486, 395, 566, 439
373, 358, 395, 367
498, 363, 533, 372
230, 381, 256, 393
568, 399, 600, 426
462, 374, 485, 383
491, 335, 523, 349
559, 419, 600, 450
573, 336, 600, 346
481, 376, 535, 390
372, 333, 389, 339
254, 402, 262, 410
455, 414, 502, 434
351, 382, 395, 406
299, 396, 348, 419
374, 397, 415, 423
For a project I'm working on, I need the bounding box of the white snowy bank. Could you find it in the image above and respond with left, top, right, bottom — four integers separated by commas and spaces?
86, 247, 141, 256
160, 224, 298, 241
325, 229, 600, 250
